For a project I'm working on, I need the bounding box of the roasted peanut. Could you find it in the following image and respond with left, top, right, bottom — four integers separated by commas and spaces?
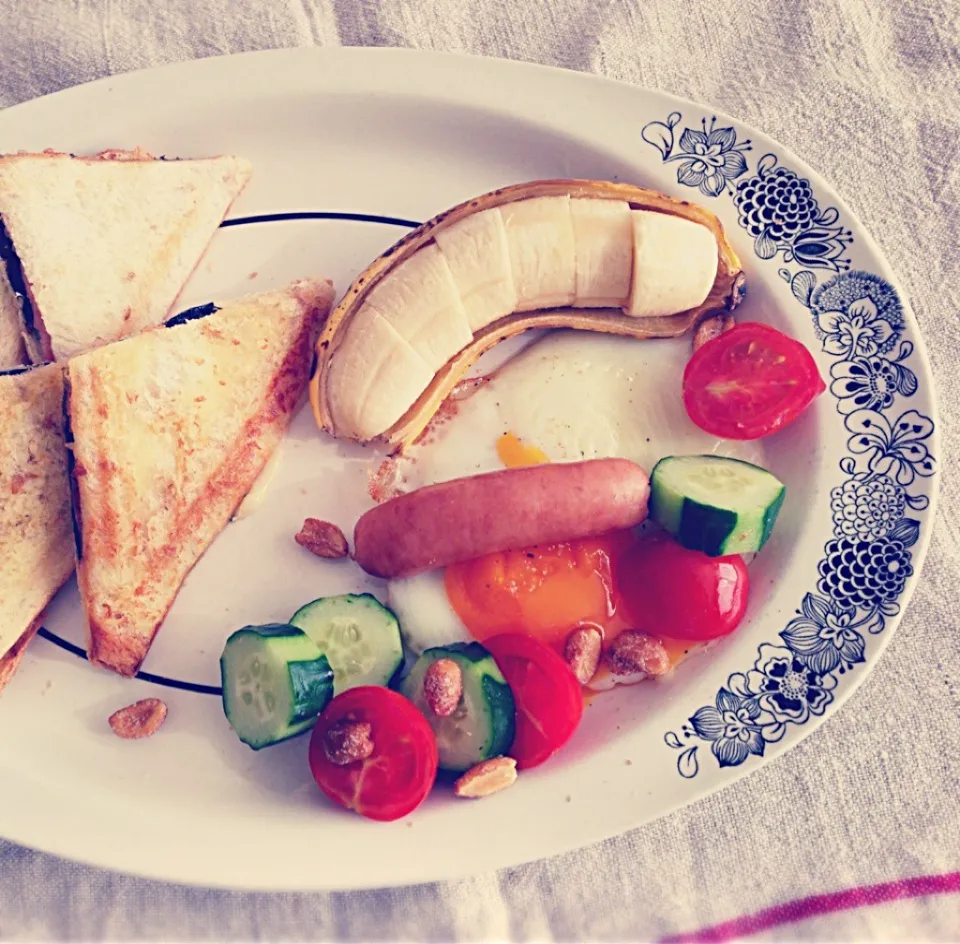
108, 698, 168, 739
295, 518, 349, 559
324, 720, 374, 765
564, 624, 603, 685
423, 658, 463, 717
453, 756, 518, 798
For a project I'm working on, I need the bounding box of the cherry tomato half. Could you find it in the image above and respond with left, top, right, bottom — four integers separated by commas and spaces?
308, 687, 438, 822
484, 633, 583, 770
617, 533, 749, 641
683, 322, 825, 440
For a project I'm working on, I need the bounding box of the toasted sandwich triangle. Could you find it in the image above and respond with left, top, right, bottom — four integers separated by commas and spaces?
0, 149, 252, 362
0, 363, 75, 692
67, 278, 335, 677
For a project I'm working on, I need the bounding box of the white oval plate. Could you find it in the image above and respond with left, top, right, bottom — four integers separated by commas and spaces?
0, 48, 939, 890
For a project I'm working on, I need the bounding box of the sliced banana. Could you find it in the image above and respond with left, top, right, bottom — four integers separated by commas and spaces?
364, 242, 472, 371
434, 207, 517, 332
311, 179, 744, 448
325, 308, 434, 440
571, 198, 633, 307
627, 210, 719, 318
501, 195, 576, 310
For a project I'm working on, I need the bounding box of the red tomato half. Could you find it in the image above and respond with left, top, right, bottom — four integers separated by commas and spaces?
683, 322, 825, 440
484, 633, 583, 770
308, 687, 438, 822
618, 533, 749, 641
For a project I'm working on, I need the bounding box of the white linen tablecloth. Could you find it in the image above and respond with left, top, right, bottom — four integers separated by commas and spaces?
1, 1, 958, 940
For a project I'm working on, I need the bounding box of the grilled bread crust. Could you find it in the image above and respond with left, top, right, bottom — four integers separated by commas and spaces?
0, 618, 43, 693
68, 278, 335, 677
0, 363, 74, 689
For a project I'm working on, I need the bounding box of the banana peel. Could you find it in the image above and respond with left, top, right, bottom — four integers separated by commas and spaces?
310, 179, 744, 450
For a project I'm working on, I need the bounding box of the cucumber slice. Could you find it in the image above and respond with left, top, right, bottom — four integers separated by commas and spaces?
650, 455, 786, 556
401, 642, 515, 772
289, 593, 403, 694
220, 623, 334, 750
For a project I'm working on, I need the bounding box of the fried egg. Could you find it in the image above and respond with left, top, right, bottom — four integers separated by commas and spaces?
394, 330, 764, 490
385, 330, 765, 682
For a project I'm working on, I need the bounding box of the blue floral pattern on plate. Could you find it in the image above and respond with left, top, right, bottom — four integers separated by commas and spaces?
644, 111, 938, 779
641, 113, 751, 196
734, 156, 853, 270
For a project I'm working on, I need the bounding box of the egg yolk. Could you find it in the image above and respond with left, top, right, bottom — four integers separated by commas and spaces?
444, 530, 637, 649
496, 432, 550, 468
444, 530, 703, 677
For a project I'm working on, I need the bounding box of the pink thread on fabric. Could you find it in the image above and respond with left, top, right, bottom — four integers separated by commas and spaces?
661, 872, 960, 942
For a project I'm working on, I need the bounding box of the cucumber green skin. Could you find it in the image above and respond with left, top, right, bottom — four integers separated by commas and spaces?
650, 456, 786, 557
286, 657, 335, 724
477, 674, 516, 757
224, 623, 306, 641
759, 486, 786, 548
290, 593, 392, 625
402, 642, 516, 772
672, 488, 785, 556
220, 624, 334, 751
289, 593, 403, 693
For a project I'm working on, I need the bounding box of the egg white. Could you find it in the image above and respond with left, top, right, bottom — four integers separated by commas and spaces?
387, 569, 472, 655
399, 330, 765, 489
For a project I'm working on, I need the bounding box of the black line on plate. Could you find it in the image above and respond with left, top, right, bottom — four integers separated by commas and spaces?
38, 209, 416, 698
220, 211, 421, 229
37, 627, 223, 696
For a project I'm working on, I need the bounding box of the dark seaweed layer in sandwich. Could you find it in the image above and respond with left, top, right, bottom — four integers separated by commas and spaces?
61, 375, 83, 562
165, 301, 220, 328
0, 217, 42, 350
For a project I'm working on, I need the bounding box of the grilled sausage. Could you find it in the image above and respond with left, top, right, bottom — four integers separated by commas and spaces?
353, 458, 650, 579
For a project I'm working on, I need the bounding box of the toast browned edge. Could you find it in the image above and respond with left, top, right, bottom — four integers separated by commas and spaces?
2, 148, 156, 162
0, 364, 75, 694
72, 297, 323, 678
0, 617, 43, 694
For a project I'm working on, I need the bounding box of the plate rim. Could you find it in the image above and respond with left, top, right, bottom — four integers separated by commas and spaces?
0, 45, 940, 889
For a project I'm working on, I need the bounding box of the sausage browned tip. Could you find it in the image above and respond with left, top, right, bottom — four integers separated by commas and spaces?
353, 458, 649, 579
